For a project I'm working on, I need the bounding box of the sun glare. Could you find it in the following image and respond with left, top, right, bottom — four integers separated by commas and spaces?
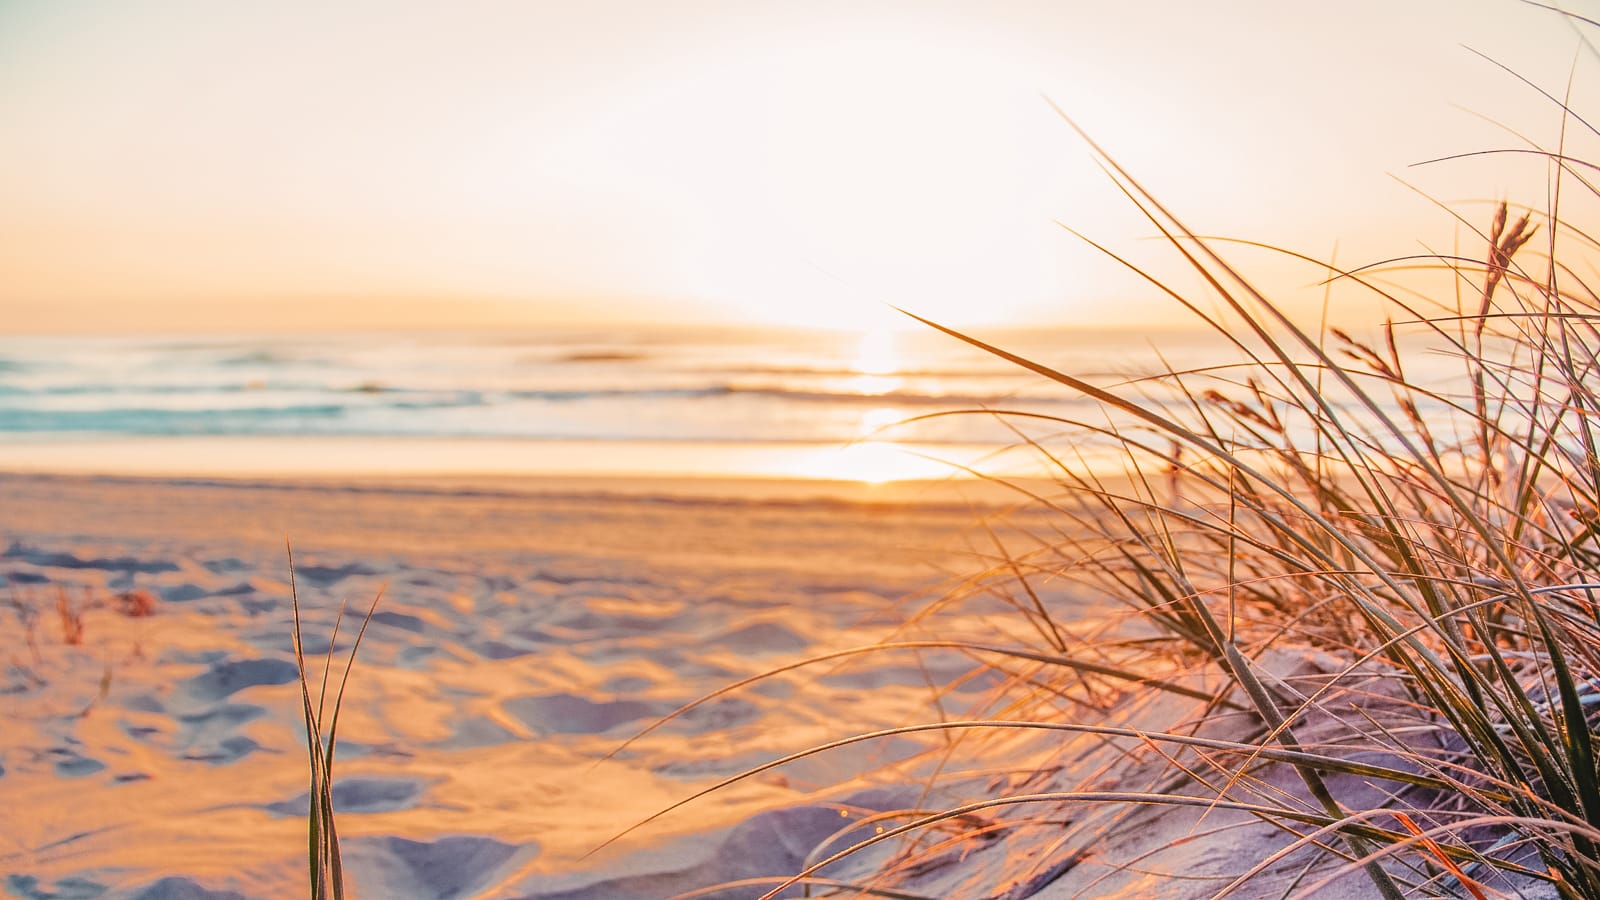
852, 330, 897, 375
858, 406, 905, 438
843, 328, 904, 396
801, 442, 947, 484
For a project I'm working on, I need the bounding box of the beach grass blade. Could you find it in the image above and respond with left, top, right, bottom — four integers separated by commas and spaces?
287, 543, 383, 900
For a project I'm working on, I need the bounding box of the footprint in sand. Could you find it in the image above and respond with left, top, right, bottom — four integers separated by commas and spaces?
3, 570, 48, 584
429, 716, 517, 751
128, 876, 247, 899
264, 776, 426, 816
3, 542, 179, 574
174, 703, 268, 764
706, 620, 809, 654
158, 582, 210, 603
514, 788, 915, 899
178, 658, 299, 704
51, 752, 105, 778
502, 693, 673, 736
343, 835, 526, 900
6, 874, 109, 900
369, 610, 426, 632
181, 735, 262, 765
470, 638, 540, 660
201, 557, 252, 575
502, 692, 761, 737
291, 561, 381, 586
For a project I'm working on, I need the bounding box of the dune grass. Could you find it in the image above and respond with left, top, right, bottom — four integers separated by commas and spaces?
288, 544, 383, 900
274, 17, 1600, 899
604, 65, 1600, 900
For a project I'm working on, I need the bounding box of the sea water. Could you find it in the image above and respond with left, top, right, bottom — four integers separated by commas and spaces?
0, 324, 1463, 482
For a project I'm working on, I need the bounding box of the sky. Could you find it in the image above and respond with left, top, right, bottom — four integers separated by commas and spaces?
0, 1, 1594, 334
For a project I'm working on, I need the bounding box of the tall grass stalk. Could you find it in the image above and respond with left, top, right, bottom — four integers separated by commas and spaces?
620, 68, 1600, 900
288, 543, 382, 900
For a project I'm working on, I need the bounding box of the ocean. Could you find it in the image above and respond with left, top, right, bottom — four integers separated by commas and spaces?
0, 324, 1452, 483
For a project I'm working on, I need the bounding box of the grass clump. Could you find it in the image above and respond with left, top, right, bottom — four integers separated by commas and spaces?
630, 62, 1600, 900
288, 544, 382, 900
3, 582, 158, 708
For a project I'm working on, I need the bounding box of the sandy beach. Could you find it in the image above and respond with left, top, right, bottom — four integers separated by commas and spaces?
2, 469, 1433, 900
0, 471, 1090, 898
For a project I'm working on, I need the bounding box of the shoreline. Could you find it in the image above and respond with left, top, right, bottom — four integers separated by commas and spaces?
0, 466, 1059, 508
0, 470, 1059, 576
0, 435, 1057, 488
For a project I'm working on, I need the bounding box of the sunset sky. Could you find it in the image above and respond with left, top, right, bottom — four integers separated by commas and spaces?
0, 1, 1591, 334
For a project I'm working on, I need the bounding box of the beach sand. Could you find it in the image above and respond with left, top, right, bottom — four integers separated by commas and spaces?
1, 472, 1404, 899
0, 472, 1041, 897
